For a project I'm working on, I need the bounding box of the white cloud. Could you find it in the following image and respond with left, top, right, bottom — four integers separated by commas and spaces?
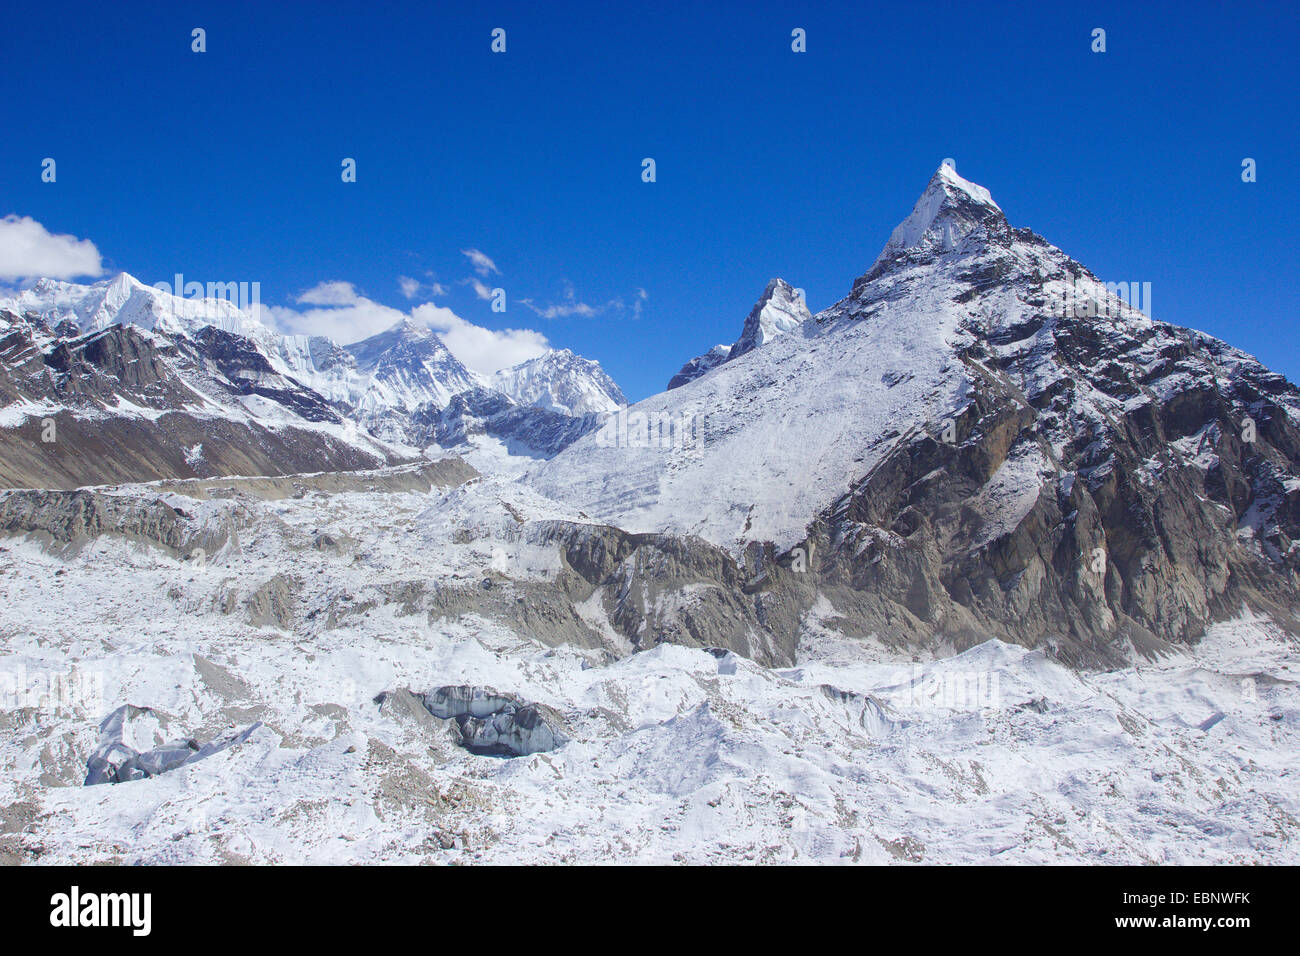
412, 303, 548, 375
461, 248, 500, 277
296, 280, 363, 306
262, 280, 549, 374
262, 298, 408, 344
399, 275, 447, 300
466, 277, 495, 301
0, 214, 104, 280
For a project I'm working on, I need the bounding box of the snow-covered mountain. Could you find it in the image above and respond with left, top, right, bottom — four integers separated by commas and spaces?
0, 275, 625, 483
528, 164, 1300, 660
342, 320, 486, 442
6, 273, 280, 352
666, 278, 811, 390
492, 348, 625, 416
727, 277, 810, 359
0, 297, 398, 487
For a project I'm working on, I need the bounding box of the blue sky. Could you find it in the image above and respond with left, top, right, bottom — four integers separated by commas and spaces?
1, 0, 1296, 399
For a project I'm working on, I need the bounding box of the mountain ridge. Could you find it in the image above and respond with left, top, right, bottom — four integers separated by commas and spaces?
0, 275, 627, 483
527, 164, 1300, 661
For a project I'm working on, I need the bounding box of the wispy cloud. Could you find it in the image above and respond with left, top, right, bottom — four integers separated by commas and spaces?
398, 275, 448, 300
0, 214, 104, 280
520, 281, 647, 320
461, 248, 500, 277
465, 277, 495, 301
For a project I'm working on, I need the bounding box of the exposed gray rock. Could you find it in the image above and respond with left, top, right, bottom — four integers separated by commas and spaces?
0, 486, 245, 559
667, 344, 730, 390
429, 387, 604, 456
666, 279, 810, 390
246, 574, 298, 630
0, 317, 402, 489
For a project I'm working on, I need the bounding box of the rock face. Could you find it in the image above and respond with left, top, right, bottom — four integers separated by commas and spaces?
782, 166, 1300, 663
666, 279, 810, 390
667, 344, 730, 390
430, 387, 605, 457
726, 278, 810, 360
0, 312, 399, 488
0, 486, 246, 557
0, 279, 629, 488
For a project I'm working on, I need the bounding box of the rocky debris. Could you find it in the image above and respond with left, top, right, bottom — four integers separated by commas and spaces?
0, 409, 396, 490
379, 685, 567, 757
193, 654, 256, 701
246, 573, 298, 630
0, 486, 244, 558
539, 520, 800, 665
83, 704, 261, 785
151, 458, 477, 501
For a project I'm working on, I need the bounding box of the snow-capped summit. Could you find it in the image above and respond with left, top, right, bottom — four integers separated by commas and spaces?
345, 318, 441, 370
7, 272, 278, 353
867, 163, 1006, 273
666, 279, 811, 390
492, 348, 626, 416
728, 278, 810, 360
331, 319, 485, 438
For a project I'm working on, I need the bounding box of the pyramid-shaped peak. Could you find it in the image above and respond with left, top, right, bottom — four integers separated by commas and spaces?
759, 277, 802, 303
932, 163, 1001, 211
866, 165, 1007, 274
730, 277, 810, 360
391, 316, 430, 336
344, 317, 448, 371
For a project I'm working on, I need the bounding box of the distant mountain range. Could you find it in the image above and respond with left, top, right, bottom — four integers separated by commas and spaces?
0, 274, 626, 486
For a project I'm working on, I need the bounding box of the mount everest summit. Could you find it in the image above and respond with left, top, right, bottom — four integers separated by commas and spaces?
2, 165, 1298, 865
